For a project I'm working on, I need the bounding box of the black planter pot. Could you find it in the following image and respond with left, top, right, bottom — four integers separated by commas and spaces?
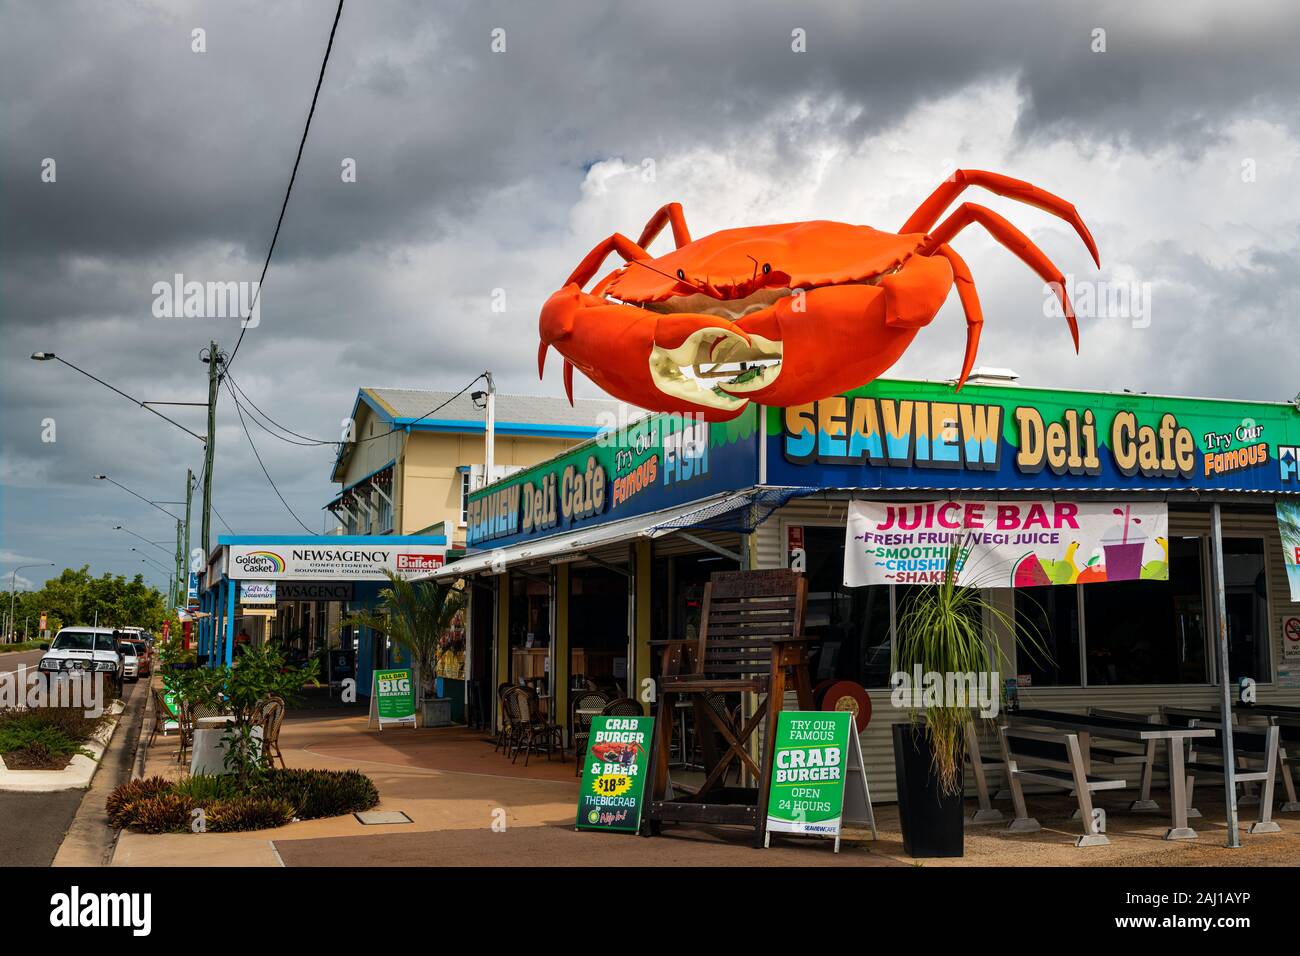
892, 722, 964, 858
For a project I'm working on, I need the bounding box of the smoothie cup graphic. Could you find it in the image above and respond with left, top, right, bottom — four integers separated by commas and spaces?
1102, 507, 1145, 582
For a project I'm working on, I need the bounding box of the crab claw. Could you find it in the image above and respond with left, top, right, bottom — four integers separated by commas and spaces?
730, 284, 901, 407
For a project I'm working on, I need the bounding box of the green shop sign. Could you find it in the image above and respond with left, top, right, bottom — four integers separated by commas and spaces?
576, 714, 654, 833
765, 710, 876, 852
466, 407, 759, 549
767, 378, 1300, 495
371, 667, 416, 729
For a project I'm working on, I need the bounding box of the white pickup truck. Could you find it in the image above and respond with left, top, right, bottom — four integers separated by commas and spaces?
38, 627, 126, 695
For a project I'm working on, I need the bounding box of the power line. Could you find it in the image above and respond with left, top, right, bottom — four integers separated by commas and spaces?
226, 0, 346, 372
225, 370, 336, 446
223, 378, 317, 534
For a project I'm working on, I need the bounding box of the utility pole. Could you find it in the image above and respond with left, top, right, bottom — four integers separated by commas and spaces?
173, 517, 183, 608
200, 342, 222, 557
184, 467, 194, 607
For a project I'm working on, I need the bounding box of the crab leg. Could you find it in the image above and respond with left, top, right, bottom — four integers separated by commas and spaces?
929, 243, 984, 389
920, 202, 1080, 351
901, 169, 1100, 268
635, 202, 692, 250
564, 232, 652, 289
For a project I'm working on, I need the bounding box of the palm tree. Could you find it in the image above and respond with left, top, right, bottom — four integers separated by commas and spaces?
340, 570, 465, 722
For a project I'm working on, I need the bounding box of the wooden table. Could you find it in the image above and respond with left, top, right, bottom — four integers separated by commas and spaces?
1010, 709, 1217, 840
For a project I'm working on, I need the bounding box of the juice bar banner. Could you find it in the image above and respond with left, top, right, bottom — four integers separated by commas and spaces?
771, 378, 1300, 495
844, 499, 1169, 588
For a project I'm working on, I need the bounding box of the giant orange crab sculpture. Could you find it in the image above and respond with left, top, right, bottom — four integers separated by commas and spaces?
538, 170, 1099, 421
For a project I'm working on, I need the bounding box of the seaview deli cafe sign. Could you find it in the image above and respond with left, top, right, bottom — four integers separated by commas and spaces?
845, 499, 1169, 588
227, 543, 445, 581
771, 378, 1300, 494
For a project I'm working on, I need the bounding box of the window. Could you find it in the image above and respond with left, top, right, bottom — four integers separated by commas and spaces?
1082, 536, 1207, 685
460, 470, 471, 526
1222, 537, 1270, 682
801, 525, 893, 688
1014, 586, 1081, 686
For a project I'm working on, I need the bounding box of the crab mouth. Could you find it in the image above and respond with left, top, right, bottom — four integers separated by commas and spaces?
642, 287, 790, 410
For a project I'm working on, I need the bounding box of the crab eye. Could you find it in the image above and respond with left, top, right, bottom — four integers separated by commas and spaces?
676, 269, 686, 281
762, 263, 771, 275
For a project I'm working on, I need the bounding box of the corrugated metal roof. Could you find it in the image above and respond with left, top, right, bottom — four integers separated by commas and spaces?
363, 387, 632, 429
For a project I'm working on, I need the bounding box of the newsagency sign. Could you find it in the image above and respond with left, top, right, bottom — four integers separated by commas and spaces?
226, 542, 445, 581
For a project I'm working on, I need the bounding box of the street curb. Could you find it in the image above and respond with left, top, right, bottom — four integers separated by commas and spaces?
51, 681, 149, 867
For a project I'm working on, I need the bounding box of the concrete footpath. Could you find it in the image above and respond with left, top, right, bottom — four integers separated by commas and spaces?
108, 705, 1300, 868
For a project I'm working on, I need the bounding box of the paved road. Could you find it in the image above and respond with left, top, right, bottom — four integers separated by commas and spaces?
0, 677, 143, 867
0, 648, 44, 674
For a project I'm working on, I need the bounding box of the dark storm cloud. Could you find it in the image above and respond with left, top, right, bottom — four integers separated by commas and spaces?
2, 0, 1299, 583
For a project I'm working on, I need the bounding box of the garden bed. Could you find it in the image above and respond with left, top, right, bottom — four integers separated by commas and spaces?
108, 768, 380, 833
0, 702, 122, 790
0, 705, 112, 770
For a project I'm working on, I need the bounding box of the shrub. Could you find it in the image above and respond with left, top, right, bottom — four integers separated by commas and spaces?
125, 793, 196, 834
205, 796, 295, 833
171, 772, 239, 803
106, 776, 173, 828
105, 768, 379, 831
257, 768, 379, 819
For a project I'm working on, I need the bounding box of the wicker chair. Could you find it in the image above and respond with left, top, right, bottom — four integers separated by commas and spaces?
254, 695, 287, 768
506, 686, 565, 766
494, 682, 517, 754
571, 690, 611, 775
177, 698, 226, 764
601, 697, 644, 718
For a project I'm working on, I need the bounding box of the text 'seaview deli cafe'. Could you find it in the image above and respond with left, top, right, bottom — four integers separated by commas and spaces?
429, 377, 1300, 799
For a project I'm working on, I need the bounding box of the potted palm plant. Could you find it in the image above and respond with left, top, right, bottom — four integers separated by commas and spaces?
891, 539, 1040, 858
340, 570, 465, 727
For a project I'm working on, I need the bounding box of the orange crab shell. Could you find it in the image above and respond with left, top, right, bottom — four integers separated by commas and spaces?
540, 171, 1098, 421
598, 221, 922, 303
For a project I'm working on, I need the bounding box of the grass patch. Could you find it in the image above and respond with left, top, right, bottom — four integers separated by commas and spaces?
0, 641, 45, 654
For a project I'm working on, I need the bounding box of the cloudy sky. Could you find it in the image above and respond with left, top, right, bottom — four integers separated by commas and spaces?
2, 0, 1298, 592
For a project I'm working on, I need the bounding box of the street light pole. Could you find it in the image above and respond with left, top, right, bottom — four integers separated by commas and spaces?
7, 563, 54, 644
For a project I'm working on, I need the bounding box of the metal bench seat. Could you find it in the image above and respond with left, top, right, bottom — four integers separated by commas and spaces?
1180, 724, 1282, 834
996, 726, 1121, 846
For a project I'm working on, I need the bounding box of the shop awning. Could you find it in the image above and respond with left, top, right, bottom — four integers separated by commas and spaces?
421, 486, 817, 580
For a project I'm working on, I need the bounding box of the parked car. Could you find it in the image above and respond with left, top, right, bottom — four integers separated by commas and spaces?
120, 642, 140, 683
126, 639, 153, 676
38, 627, 125, 695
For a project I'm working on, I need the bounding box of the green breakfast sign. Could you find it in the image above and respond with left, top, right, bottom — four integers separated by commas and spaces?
764, 710, 876, 852
371, 667, 416, 729
575, 715, 654, 833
